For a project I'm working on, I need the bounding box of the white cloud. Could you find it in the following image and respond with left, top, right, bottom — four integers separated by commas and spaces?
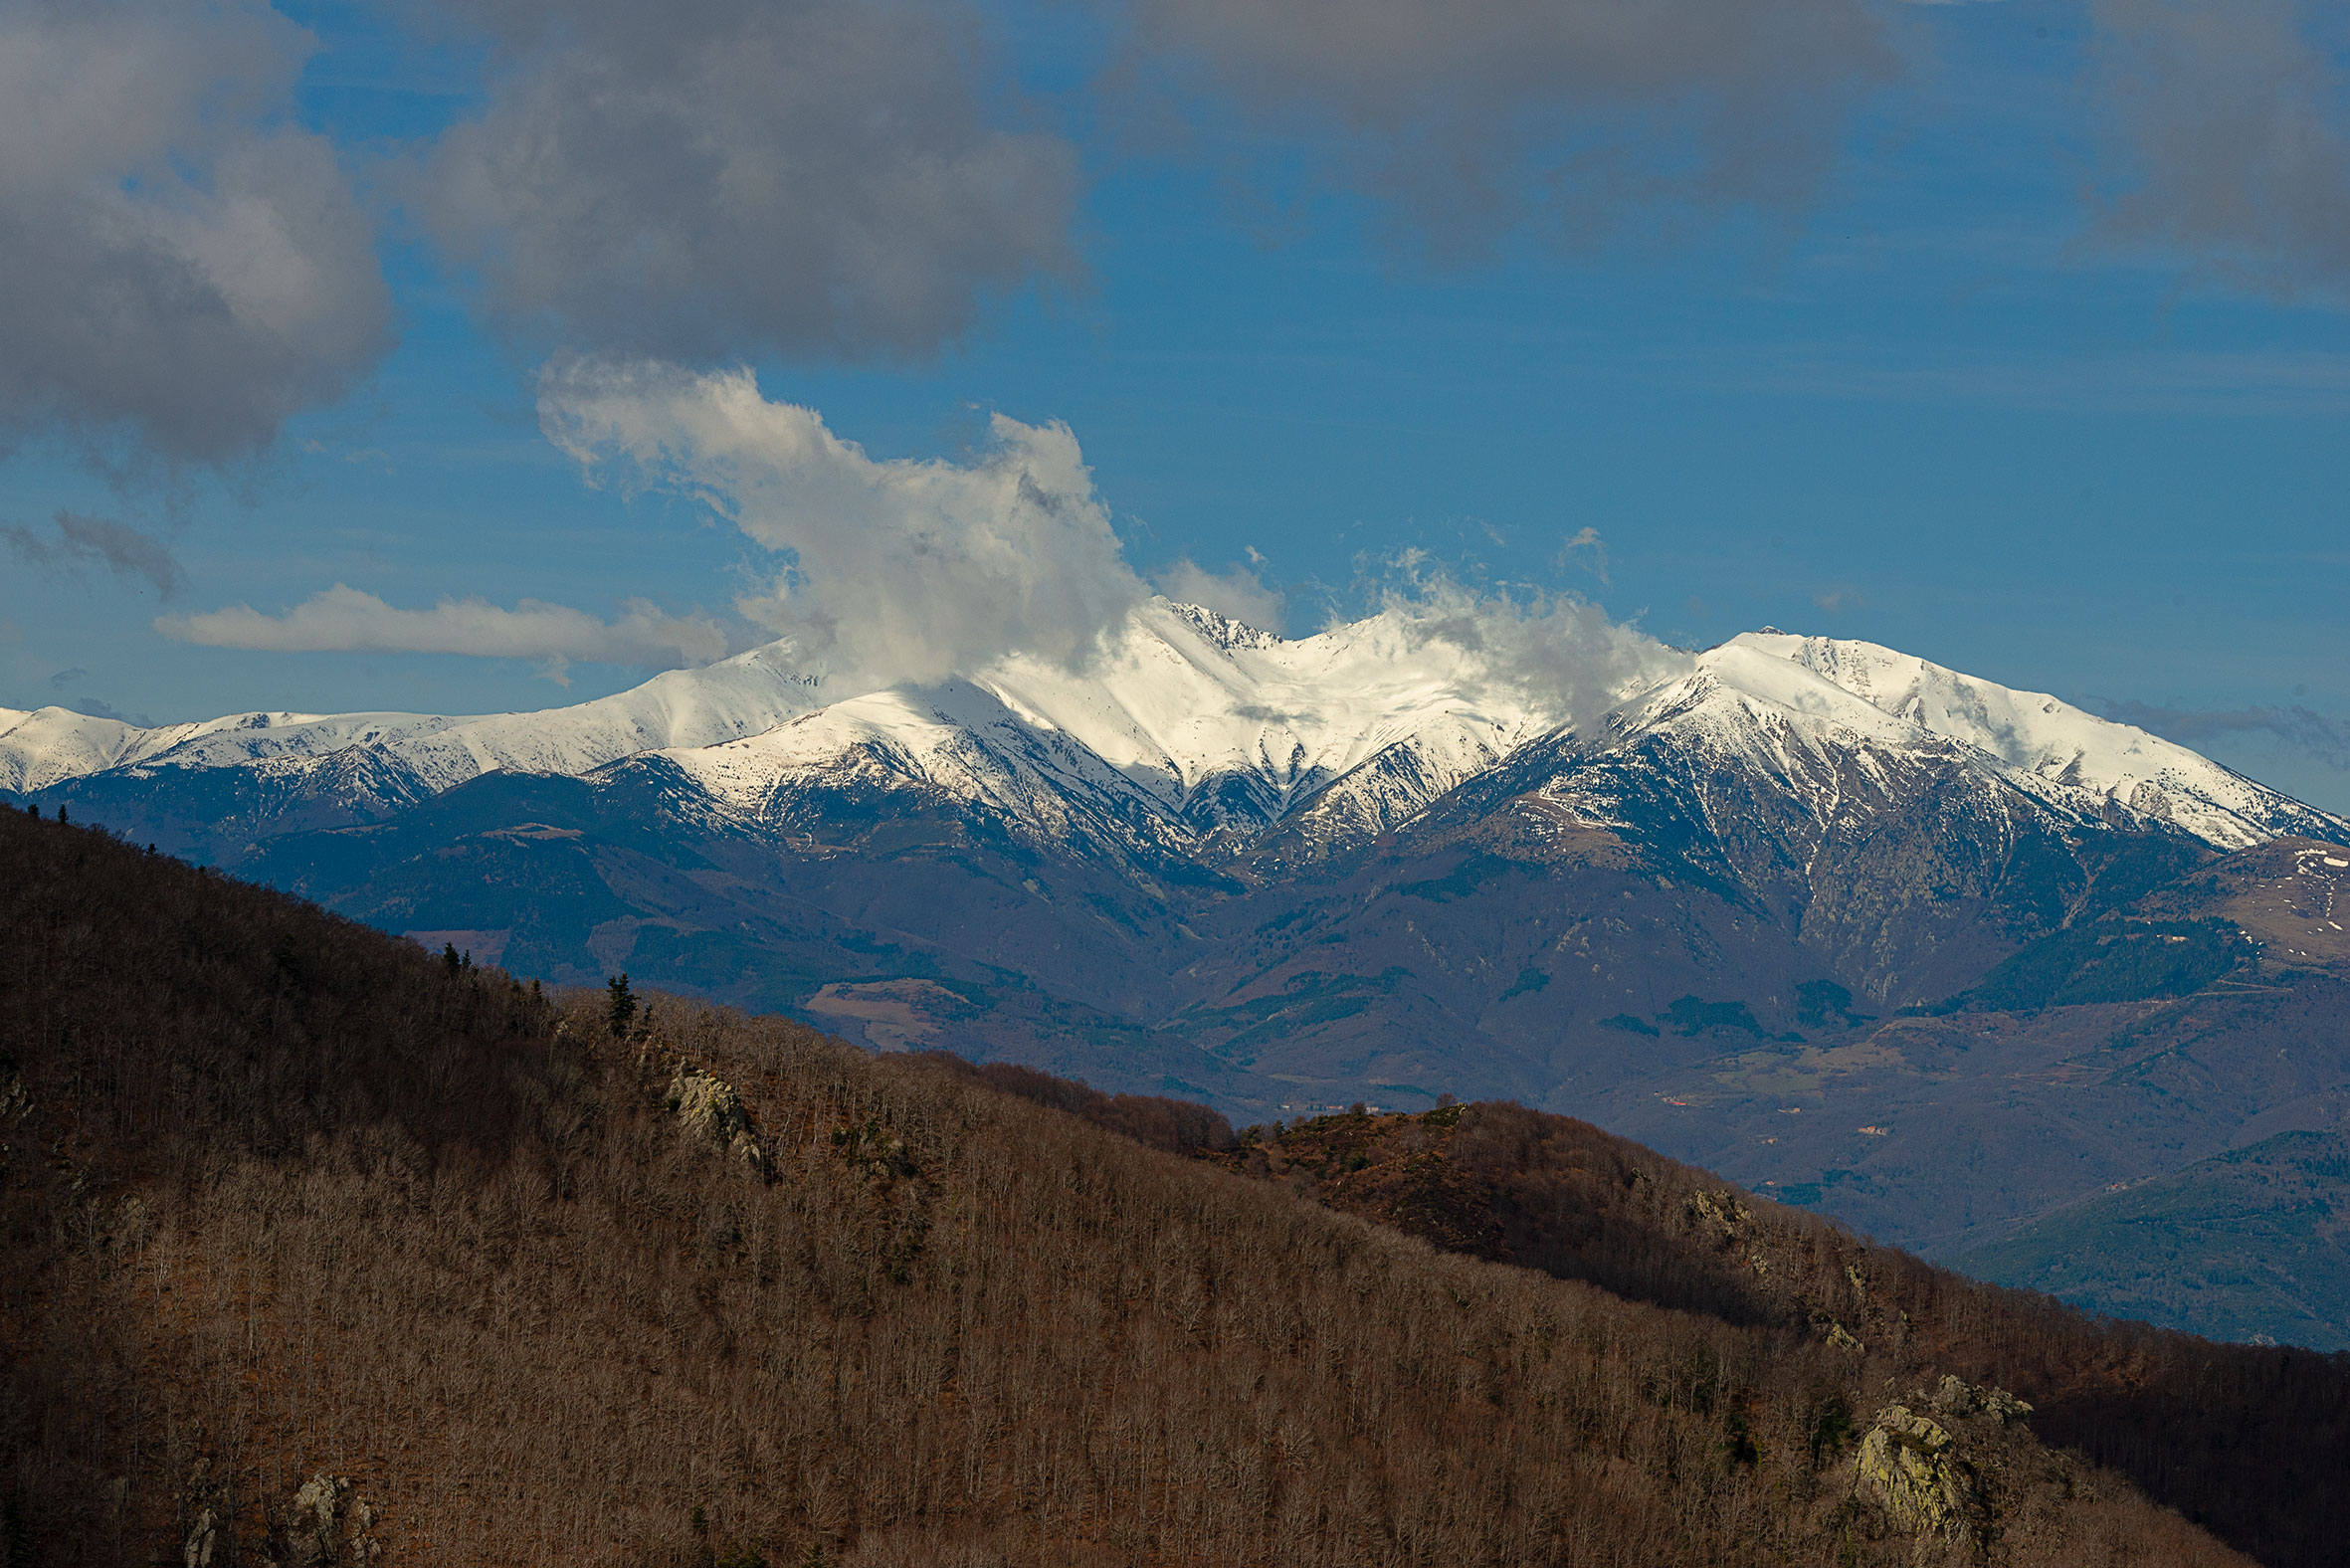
157, 585, 729, 684
0, 1, 389, 461
540, 358, 1683, 719
538, 359, 1151, 689
1355, 562, 1689, 730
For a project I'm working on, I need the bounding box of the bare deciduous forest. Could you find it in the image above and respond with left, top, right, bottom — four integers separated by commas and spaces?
0, 807, 2289, 1566
1221, 1103, 2350, 1568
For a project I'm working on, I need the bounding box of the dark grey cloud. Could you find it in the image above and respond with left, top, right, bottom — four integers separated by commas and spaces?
47, 668, 86, 690
414, 0, 1079, 360
4, 511, 187, 600
2090, 0, 2350, 294
1113, 0, 1893, 259
0, 1, 391, 462
2096, 698, 2350, 771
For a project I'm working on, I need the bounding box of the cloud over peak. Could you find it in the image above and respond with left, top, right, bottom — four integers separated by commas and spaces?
538, 359, 1681, 724
539, 359, 1152, 690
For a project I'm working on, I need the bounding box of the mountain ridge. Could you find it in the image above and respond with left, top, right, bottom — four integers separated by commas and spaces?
13, 602, 2336, 860
12, 603, 2349, 1311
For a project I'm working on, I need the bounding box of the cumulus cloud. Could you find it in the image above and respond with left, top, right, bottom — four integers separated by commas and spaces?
157, 585, 730, 684
0, 0, 390, 461
414, 0, 1077, 360
1114, 0, 1892, 257
4, 511, 186, 599
1150, 557, 1286, 631
543, 360, 1684, 712
539, 359, 1152, 688
2089, 0, 2350, 294
2095, 697, 2350, 770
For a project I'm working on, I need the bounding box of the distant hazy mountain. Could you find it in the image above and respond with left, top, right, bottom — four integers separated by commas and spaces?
1951, 1127, 2350, 1351
10, 601, 2349, 1318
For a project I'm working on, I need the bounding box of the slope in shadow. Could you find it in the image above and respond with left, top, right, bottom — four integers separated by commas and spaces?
1223, 1103, 2350, 1568
0, 805, 2261, 1567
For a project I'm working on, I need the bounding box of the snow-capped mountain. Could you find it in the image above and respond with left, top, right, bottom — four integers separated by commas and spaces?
9, 599, 2345, 1120
5, 602, 2338, 863
0, 639, 832, 797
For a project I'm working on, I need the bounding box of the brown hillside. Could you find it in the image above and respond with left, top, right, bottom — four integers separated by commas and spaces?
0, 806, 2251, 1566
1223, 1103, 2350, 1568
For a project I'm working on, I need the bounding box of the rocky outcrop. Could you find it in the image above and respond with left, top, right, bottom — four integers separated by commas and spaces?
1854, 1377, 2039, 1554
1858, 1406, 1975, 1541
666, 1065, 767, 1176
1928, 1373, 2032, 1426
269, 1472, 381, 1566
183, 1506, 219, 1568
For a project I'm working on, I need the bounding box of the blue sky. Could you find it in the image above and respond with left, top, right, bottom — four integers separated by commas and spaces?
4, 0, 2349, 809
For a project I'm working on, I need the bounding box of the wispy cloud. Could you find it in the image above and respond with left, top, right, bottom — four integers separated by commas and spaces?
1554, 526, 1610, 585
157, 585, 731, 685
2094, 697, 2350, 770
1150, 557, 1286, 631
1697, 348, 2350, 416
4, 511, 186, 599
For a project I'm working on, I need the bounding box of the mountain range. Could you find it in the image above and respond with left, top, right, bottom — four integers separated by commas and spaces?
10, 600, 2349, 1337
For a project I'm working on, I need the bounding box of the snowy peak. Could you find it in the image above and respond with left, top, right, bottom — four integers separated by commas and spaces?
1719, 633, 2339, 848
6, 608, 2341, 863
968, 597, 1557, 830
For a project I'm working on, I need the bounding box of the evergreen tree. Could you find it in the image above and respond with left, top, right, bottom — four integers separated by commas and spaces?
607, 972, 637, 1037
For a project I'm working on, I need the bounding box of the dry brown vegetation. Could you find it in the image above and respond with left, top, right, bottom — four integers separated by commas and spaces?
1228, 1103, 2350, 1568
0, 807, 2260, 1566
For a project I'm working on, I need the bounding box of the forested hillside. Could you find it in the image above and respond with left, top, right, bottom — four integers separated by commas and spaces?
1224, 1105, 2350, 1568
0, 806, 2280, 1566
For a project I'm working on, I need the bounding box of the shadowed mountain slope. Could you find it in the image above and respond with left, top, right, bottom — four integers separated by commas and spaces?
1226, 1102, 2350, 1568
0, 806, 2266, 1568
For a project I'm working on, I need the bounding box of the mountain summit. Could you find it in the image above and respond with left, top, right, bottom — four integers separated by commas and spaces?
5, 600, 2330, 857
